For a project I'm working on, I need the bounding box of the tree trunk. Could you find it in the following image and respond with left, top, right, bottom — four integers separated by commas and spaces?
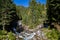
3, 24, 5, 30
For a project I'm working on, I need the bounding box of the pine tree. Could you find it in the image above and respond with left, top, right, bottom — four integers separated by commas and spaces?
0, 0, 19, 30
29, 0, 42, 28
47, 0, 60, 30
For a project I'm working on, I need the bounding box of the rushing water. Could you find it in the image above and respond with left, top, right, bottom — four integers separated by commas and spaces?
13, 21, 47, 40
20, 32, 36, 40
13, 27, 47, 40
13, 28, 36, 40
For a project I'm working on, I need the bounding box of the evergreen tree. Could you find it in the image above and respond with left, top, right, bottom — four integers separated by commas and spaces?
0, 0, 19, 30
47, 0, 60, 30
16, 0, 46, 28
29, 0, 42, 28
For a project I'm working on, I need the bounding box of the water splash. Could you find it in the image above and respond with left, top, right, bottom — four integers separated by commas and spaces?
20, 32, 36, 40
13, 23, 47, 40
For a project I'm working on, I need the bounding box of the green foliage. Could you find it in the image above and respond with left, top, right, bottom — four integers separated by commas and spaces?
28, 0, 46, 28
47, 0, 60, 26
46, 29, 60, 40
43, 28, 60, 40
0, 30, 7, 35
0, 30, 16, 40
8, 32, 16, 40
16, 0, 47, 28
0, 0, 17, 30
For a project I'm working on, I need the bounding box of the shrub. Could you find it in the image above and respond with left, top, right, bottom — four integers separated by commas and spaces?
43, 28, 60, 40
0, 30, 16, 40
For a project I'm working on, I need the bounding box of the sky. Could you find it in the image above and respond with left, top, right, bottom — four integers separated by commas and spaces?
14, 0, 46, 7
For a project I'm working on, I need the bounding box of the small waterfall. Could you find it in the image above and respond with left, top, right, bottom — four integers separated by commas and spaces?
24, 33, 36, 40
13, 27, 47, 40
12, 21, 47, 40
19, 32, 35, 40
13, 27, 36, 40
13, 28, 18, 34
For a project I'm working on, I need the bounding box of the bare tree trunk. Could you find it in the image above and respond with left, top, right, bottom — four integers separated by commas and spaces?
2, 12, 6, 30
3, 25, 5, 30
3, 22, 5, 30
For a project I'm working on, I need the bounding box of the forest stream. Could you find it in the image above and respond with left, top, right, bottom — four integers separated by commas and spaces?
13, 24, 48, 40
